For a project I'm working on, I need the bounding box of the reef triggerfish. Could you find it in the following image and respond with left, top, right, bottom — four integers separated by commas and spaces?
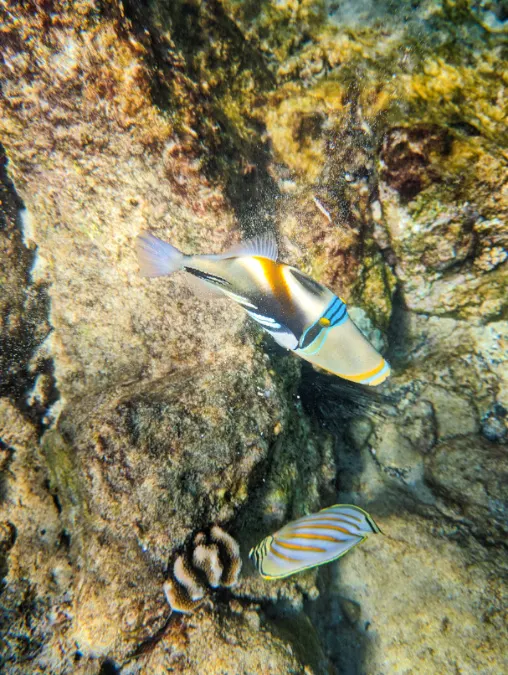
135, 232, 390, 386
249, 504, 381, 579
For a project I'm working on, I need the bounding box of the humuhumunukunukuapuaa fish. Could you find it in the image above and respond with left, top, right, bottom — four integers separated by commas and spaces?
249, 504, 381, 579
135, 232, 390, 386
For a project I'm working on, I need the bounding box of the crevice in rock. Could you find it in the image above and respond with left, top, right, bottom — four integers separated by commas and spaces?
126, 613, 176, 662
0, 144, 60, 436
385, 283, 411, 367
98, 658, 120, 675
0, 439, 15, 504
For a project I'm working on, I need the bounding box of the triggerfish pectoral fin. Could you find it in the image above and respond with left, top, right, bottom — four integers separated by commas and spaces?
298, 311, 390, 386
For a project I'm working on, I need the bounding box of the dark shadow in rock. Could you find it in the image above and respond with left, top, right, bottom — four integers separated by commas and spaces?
117, 0, 279, 238
0, 144, 59, 434
98, 658, 120, 675
0, 440, 15, 505
263, 605, 331, 674
306, 566, 371, 675
385, 284, 411, 370
380, 125, 453, 204
299, 362, 396, 430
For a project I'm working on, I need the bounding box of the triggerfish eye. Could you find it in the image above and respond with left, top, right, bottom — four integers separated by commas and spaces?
249, 504, 381, 580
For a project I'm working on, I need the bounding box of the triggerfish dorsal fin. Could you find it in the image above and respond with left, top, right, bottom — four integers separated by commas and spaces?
220, 232, 278, 261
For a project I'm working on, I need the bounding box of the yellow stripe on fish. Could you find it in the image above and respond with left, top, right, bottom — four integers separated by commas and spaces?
135, 231, 391, 386
249, 505, 381, 580
241, 256, 295, 311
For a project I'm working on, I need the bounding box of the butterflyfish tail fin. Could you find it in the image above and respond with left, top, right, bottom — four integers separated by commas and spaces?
136, 232, 185, 277
221, 232, 278, 261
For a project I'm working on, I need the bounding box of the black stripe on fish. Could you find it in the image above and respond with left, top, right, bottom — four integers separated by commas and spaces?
288, 268, 326, 295
299, 322, 323, 350
298, 297, 348, 350
184, 267, 232, 287
328, 303, 347, 326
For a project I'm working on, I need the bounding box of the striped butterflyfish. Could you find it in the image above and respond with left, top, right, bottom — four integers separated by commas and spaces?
135, 231, 390, 386
249, 505, 381, 580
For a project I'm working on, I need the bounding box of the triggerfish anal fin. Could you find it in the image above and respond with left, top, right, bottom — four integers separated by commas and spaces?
249, 504, 381, 580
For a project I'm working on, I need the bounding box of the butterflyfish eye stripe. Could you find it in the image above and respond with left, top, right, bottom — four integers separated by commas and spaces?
250, 505, 381, 579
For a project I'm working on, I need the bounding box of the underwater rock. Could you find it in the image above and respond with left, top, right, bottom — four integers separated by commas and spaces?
1, 0, 507, 673
425, 435, 508, 542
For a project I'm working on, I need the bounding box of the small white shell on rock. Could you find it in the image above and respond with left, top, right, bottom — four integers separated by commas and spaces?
173, 555, 206, 601
193, 543, 222, 588
164, 525, 242, 613
163, 579, 202, 614
210, 525, 242, 587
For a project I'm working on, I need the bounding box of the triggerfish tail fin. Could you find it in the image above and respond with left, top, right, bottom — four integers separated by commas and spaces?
136, 232, 185, 277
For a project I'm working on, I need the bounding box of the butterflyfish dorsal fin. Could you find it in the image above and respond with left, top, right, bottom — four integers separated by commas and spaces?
221, 232, 278, 261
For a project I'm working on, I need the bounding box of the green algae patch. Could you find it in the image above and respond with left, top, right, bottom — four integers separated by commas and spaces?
352, 248, 398, 331
43, 430, 88, 520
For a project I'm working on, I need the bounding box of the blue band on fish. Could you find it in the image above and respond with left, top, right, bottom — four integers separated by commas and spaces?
298, 296, 348, 354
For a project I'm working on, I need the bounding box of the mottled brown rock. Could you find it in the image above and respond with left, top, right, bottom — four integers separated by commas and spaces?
425, 435, 508, 542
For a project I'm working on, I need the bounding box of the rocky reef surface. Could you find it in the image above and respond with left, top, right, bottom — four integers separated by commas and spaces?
0, 1, 506, 673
